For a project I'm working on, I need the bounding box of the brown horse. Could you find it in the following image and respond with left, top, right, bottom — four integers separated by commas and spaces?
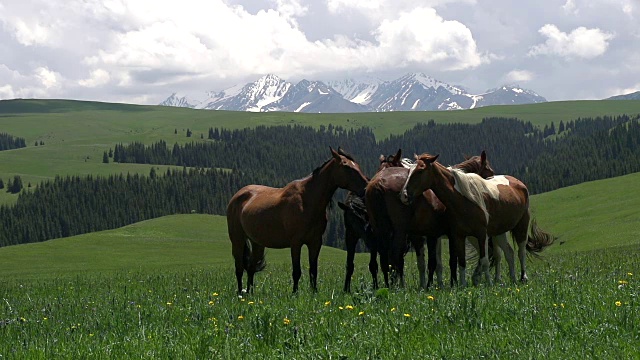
226, 147, 368, 294
401, 153, 555, 285
366, 151, 495, 289
339, 149, 403, 292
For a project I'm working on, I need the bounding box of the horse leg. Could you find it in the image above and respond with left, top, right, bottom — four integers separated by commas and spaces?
344, 228, 357, 292
368, 247, 379, 289
446, 237, 457, 287
513, 214, 531, 282
229, 228, 247, 295
391, 230, 407, 288
452, 235, 467, 287
494, 233, 516, 283
291, 244, 303, 293
472, 233, 492, 286
490, 236, 503, 284
413, 235, 428, 290
425, 236, 437, 289
307, 240, 322, 292
247, 242, 265, 293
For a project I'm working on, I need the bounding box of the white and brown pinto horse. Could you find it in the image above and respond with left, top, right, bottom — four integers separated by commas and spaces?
227, 147, 369, 294
401, 153, 554, 285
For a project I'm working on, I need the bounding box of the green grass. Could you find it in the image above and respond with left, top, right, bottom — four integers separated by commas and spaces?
0, 177, 639, 358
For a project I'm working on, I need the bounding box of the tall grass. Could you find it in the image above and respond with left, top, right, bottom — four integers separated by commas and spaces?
1, 245, 637, 358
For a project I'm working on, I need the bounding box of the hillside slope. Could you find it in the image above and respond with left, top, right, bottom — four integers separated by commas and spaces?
1, 171, 639, 280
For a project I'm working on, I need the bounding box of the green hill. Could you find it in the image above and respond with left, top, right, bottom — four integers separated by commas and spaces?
1, 171, 638, 280
2, 98, 640, 205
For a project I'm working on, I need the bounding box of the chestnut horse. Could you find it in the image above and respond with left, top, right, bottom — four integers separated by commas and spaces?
366, 151, 495, 289
401, 153, 555, 285
339, 149, 403, 292
227, 147, 368, 294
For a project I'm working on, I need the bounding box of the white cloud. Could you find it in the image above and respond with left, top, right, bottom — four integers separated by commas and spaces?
504, 69, 534, 83
528, 24, 614, 59
0, 85, 15, 99
79, 69, 111, 87
0, 64, 63, 99
562, 0, 577, 14
35, 67, 59, 88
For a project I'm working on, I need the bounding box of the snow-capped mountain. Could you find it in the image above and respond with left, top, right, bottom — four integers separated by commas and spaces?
264, 80, 368, 113
200, 74, 290, 112
159, 93, 196, 108
326, 76, 382, 105
159, 73, 546, 113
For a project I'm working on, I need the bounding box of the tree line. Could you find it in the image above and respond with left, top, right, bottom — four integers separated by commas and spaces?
1, 115, 639, 248
0, 132, 26, 151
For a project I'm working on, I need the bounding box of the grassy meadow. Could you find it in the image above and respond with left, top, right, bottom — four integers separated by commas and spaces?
1, 99, 639, 358
1, 173, 639, 358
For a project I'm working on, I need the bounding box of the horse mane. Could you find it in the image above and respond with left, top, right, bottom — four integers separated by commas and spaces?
448, 168, 499, 224
454, 155, 483, 173
337, 147, 355, 161
312, 158, 333, 176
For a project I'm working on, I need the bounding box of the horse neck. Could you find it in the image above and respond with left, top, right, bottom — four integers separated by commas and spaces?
427, 162, 460, 208
300, 161, 339, 208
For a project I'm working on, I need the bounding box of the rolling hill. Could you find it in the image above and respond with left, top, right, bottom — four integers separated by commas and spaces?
1, 171, 639, 280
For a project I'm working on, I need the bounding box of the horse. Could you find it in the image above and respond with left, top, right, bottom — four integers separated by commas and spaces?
226, 147, 369, 294
367, 151, 496, 289
401, 153, 555, 285
339, 149, 403, 293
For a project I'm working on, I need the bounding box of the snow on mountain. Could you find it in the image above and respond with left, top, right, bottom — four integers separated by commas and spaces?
159, 93, 196, 108
326, 76, 382, 105
159, 73, 546, 113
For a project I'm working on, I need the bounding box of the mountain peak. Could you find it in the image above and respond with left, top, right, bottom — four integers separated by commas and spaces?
159, 73, 546, 112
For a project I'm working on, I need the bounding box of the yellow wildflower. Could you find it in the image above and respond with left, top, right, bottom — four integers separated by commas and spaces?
248, 301, 255, 305
618, 280, 628, 285
339, 306, 344, 310
345, 305, 354, 310
628, 272, 633, 276
391, 307, 397, 312
427, 295, 435, 301
615, 301, 622, 307
238, 315, 244, 320
404, 313, 411, 318
208, 301, 215, 305
166, 302, 172, 306
325, 301, 331, 306
212, 292, 219, 296
283, 318, 291, 325
358, 311, 365, 316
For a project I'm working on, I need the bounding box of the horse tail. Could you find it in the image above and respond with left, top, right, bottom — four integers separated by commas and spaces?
244, 239, 267, 273
526, 215, 555, 258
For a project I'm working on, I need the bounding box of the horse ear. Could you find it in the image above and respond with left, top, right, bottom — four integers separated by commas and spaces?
429, 154, 440, 163
393, 149, 402, 163
481, 150, 487, 164
414, 153, 419, 160
330, 147, 341, 160
379, 154, 385, 162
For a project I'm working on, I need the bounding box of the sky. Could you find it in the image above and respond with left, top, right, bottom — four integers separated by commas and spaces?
1, 0, 639, 105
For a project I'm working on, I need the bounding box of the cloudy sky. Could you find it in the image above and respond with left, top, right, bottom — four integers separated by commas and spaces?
1, 0, 639, 105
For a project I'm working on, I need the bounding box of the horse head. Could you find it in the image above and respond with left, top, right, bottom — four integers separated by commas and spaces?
332, 147, 368, 196
377, 148, 403, 172
400, 153, 439, 204
459, 150, 493, 177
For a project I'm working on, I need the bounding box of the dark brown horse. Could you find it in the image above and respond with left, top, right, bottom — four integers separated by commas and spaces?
366, 151, 495, 289
401, 153, 555, 285
227, 147, 368, 294
339, 149, 403, 292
